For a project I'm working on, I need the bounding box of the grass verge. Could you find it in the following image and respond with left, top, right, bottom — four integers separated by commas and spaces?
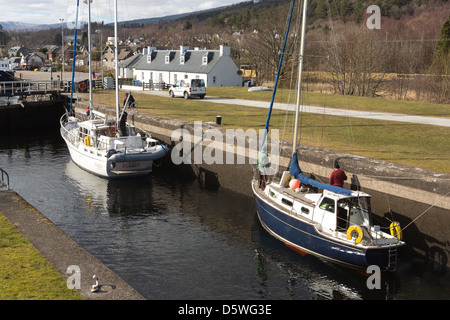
0, 213, 85, 300
90, 87, 450, 173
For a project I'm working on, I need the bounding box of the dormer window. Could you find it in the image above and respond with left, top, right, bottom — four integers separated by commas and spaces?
202, 54, 208, 65
180, 55, 185, 64
165, 55, 170, 64
147, 54, 152, 63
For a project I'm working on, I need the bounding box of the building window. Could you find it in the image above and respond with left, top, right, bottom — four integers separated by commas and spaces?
202, 54, 208, 65
213, 76, 216, 83
147, 55, 151, 63
174, 74, 177, 83
184, 74, 188, 79
180, 55, 185, 64
165, 55, 170, 64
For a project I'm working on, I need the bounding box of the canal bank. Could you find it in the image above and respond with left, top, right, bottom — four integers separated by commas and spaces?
0, 189, 145, 300
71, 101, 449, 271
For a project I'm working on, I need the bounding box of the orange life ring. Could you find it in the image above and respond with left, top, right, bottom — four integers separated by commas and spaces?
78, 82, 87, 91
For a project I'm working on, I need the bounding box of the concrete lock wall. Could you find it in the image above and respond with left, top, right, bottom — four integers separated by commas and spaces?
0, 96, 67, 134
77, 105, 449, 270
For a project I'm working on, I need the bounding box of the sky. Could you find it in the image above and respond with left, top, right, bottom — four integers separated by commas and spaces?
0, 0, 242, 26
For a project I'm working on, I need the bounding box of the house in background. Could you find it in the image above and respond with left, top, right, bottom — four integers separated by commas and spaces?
20, 52, 44, 69
119, 44, 242, 87
103, 45, 134, 69
8, 46, 31, 57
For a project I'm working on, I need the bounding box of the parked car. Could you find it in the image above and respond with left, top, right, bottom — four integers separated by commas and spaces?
169, 79, 206, 99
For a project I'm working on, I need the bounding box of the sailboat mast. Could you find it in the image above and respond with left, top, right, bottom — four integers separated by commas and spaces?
292, 0, 308, 154
69, 0, 80, 113
86, 0, 93, 119
114, 0, 120, 121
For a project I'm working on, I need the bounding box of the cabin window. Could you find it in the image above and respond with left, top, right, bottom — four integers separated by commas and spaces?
281, 198, 293, 207
319, 197, 335, 213
301, 207, 309, 215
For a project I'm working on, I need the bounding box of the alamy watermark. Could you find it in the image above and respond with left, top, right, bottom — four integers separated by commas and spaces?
66, 265, 81, 290
170, 121, 280, 175
366, 5, 381, 30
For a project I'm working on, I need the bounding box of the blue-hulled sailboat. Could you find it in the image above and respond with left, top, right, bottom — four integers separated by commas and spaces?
251, 0, 405, 272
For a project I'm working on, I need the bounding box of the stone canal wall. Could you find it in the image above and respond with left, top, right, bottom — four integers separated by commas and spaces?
74, 104, 449, 269
0, 95, 67, 134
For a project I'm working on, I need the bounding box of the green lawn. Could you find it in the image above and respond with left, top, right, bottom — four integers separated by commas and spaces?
91, 87, 450, 173
0, 213, 85, 300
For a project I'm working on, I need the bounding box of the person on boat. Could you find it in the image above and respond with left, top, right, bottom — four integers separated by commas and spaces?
329, 163, 347, 188
124, 93, 135, 108
118, 111, 128, 136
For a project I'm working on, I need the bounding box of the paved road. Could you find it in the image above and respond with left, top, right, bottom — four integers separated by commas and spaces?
17, 70, 94, 82
200, 96, 450, 128
122, 86, 450, 128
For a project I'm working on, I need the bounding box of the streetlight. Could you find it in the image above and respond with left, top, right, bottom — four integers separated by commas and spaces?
95, 29, 103, 86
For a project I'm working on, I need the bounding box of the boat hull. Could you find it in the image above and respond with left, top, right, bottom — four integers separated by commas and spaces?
252, 182, 403, 271
60, 123, 166, 179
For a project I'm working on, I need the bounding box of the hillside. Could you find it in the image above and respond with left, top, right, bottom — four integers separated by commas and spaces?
1, 0, 449, 103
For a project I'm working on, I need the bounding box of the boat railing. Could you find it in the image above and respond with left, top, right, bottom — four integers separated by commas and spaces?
60, 118, 80, 146
0, 167, 10, 190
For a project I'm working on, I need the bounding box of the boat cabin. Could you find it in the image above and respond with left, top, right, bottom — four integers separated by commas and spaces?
269, 171, 373, 234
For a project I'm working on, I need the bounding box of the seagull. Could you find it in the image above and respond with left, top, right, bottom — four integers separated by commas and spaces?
91, 275, 99, 293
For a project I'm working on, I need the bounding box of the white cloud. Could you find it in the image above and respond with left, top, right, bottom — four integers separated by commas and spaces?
0, 0, 240, 25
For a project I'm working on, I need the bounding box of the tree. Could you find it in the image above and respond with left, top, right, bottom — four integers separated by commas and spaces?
244, 2, 298, 85
428, 14, 450, 103
183, 21, 193, 31
321, 25, 388, 97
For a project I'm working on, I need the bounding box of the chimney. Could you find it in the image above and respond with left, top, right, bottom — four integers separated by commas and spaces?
219, 44, 230, 57
180, 45, 189, 54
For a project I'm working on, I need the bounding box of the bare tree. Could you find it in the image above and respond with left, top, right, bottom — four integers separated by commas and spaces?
322, 25, 388, 97
243, 2, 300, 86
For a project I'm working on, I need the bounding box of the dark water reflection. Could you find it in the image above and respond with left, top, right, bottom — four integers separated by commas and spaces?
0, 131, 448, 300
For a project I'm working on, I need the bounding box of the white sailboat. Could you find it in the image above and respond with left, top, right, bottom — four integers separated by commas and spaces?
252, 0, 405, 272
60, 0, 167, 178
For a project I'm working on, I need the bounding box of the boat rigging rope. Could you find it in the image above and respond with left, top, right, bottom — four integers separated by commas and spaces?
401, 191, 450, 232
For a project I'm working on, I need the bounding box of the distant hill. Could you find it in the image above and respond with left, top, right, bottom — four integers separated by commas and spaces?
1, 5, 229, 31
0, 21, 61, 31
112, 7, 228, 27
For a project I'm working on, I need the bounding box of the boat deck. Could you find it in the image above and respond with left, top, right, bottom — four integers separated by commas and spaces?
268, 182, 317, 206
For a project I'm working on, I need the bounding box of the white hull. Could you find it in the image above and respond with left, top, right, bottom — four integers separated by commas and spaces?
60, 114, 167, 179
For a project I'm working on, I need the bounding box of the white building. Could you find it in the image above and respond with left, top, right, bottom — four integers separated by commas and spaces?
119, 45, 242, 87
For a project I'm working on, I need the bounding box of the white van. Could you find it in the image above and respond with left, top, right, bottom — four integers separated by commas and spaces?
169, 79, 206, 99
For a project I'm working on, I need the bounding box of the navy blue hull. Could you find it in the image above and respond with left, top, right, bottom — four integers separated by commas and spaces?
253, 188, 400, 271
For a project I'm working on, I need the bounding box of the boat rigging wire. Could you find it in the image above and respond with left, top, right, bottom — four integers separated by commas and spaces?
401, 191, 450, 232
259, 0, 296, 153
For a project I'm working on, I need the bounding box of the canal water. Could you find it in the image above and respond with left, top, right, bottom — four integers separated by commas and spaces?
0, 130, 448, 300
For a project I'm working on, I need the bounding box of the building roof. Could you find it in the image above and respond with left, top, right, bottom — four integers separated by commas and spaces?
123, 46, 228, 74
